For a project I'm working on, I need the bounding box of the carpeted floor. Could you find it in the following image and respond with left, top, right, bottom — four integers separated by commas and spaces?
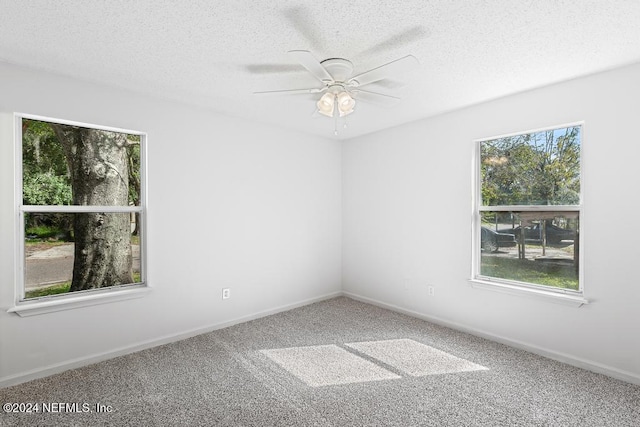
1, 297, 639, 426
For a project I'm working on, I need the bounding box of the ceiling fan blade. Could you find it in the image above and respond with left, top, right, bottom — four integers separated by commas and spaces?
364, 78, 407, 91
349, 55, 419, 87
283, 7, 324, 52
288, 50, 333, 83
359, 26, 428, 57
351, 89, 401, 105
245, 63, 304, 74
253, 87, 325, 96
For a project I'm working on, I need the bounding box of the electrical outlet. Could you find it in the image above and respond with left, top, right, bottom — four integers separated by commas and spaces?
428, 286, 435, 296
222, 288, 230, 299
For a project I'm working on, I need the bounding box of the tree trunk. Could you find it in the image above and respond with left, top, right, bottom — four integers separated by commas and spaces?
52, 125, 133, 291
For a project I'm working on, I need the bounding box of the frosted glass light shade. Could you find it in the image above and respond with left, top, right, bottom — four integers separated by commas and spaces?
337, 91, 355, 116
317, 93, 335, 117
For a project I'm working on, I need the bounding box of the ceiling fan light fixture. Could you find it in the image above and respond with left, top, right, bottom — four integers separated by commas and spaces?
317, 93, 335, 117
337, 91, 355, 116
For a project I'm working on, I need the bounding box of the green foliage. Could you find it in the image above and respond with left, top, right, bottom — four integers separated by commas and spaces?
22, 119, 69, 179
23, 170, 72, 205
481, 127, 581, 206
25, 224, 64, 240
22, 119, 72, 217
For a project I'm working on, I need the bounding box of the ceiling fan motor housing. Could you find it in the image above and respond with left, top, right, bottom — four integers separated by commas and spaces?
320, 58, 354, 83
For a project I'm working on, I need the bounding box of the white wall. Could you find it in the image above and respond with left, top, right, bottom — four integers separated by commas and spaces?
0, 62, 342, 385
343, 63, 640, 383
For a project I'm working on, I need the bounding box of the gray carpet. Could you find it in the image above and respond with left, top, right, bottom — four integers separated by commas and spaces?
1, 297, 639, 426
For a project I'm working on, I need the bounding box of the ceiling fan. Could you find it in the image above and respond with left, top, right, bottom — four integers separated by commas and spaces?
254, 50, 419, 119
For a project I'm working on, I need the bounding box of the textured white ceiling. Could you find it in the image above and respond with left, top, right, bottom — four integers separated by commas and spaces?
1, 1, 640, 139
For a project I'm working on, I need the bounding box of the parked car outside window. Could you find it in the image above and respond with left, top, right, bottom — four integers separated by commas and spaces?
481, 227, 517, 252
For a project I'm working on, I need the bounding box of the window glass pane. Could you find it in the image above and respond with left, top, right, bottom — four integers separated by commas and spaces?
24, 212, 141, 300
480, 126, 581, 206
22, 119, 141, 206
479, 211, 579, 290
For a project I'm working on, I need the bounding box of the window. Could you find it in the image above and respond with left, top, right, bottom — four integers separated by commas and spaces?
12, 114, 146, 314
473, 124, 583, 297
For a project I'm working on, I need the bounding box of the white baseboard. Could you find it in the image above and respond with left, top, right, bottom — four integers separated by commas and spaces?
0, 291, 343, 389
343, 291, 640, 386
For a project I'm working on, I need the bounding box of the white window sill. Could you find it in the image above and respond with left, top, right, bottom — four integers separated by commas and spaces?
470, 279, 589, 307
7, 285, 150, 317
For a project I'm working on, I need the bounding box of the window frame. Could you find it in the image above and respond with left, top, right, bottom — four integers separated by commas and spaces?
470, 122, 588, 306
9, 113, 149, 317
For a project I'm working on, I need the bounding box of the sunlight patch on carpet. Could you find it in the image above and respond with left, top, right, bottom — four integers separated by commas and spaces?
345, 339, 488, 376
260, 345, 400, 387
